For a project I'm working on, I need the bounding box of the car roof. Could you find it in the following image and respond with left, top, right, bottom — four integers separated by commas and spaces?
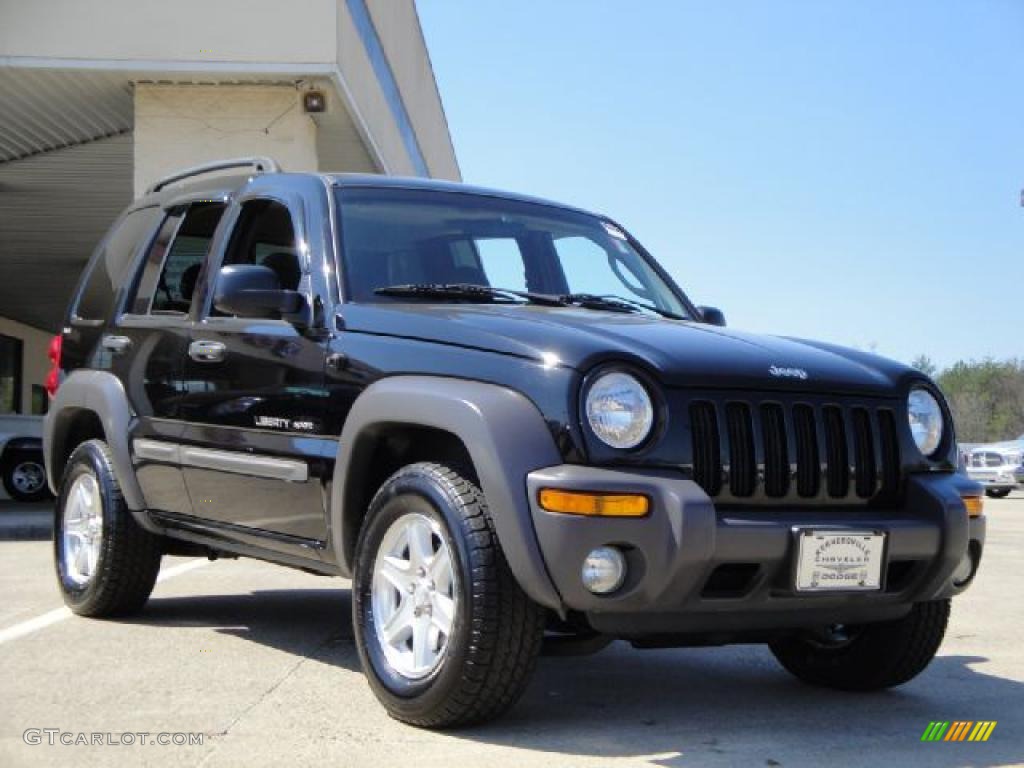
131, 169, 596, 219
326, 173, 594, 216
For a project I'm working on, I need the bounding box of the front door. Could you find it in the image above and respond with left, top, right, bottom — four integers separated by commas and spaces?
178, 196, 331, 547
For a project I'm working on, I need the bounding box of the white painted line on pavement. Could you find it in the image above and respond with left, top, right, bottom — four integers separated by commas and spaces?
0, 558, 209, 646
0, 606, 71, 645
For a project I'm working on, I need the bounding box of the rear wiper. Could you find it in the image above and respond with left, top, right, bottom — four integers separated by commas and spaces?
560, 293, 686, 320
374, 283, 564, 306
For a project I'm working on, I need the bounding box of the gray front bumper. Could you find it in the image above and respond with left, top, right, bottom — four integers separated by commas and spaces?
526, 466, 984, 636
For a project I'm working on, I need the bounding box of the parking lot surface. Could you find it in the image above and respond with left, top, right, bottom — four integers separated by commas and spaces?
1, 496, 1022, 767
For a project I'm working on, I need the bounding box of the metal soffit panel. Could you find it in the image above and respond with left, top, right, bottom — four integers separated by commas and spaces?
0, 68, 133, 163
0, 134, 133, 331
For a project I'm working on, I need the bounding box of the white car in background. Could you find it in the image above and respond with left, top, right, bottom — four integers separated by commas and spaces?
966, 436, 1024, 498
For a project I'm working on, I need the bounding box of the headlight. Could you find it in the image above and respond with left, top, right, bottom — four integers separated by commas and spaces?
585, 371, 654, 449
908, 388, 944, 457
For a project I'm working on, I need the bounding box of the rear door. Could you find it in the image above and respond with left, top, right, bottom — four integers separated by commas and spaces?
111, 202, 226, 515
177, 187, 331, 547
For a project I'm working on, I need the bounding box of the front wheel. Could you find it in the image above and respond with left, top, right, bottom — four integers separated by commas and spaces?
2, 452, 51, 502
985, 488, 1011, 499
353, 462, 545, 728
769, 599, 950, 691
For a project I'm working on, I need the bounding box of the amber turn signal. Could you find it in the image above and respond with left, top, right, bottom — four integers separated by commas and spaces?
963, 496, 984, 518
538, 489, 650, 517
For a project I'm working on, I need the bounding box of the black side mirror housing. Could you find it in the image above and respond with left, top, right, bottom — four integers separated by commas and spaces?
698, 305, 726, 327
214, 264, 306, 323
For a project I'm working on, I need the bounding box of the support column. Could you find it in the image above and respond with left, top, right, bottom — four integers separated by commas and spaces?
133, 83, 319, 196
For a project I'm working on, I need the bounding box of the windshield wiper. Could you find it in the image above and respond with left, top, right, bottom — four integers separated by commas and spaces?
374, 283, 564, 306
559, 293, 686, 320
374, 284, 686, 319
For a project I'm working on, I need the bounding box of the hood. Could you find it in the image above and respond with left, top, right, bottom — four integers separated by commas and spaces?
340, 303, 915, 396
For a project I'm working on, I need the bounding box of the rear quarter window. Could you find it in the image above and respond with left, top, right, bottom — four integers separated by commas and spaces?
72, 207, 161, 322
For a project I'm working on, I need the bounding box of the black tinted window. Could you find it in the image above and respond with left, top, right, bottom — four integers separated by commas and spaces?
135, 203, 225, 315
222, 199, 300, 290
74, 208, 160, 320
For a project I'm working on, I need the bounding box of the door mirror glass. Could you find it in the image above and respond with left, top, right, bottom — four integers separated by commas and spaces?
698, 305, 726, 327
213, 265, 305, 320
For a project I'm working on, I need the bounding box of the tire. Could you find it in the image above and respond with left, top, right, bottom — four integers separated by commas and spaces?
54, 439, 162, 617
2, 452, 51, 502
353, 462, 545, 728
985, 488, 1011, 499
769, 599, 950, 691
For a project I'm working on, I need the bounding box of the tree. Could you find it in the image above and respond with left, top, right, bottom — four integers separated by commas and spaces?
911, 355, 938, 378
920, 358, 1024, 443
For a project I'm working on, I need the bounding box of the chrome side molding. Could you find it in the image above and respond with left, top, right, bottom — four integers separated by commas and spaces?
132, 439, 308, 483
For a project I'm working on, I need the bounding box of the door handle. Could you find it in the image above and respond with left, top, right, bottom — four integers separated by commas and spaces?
189, 340, 226, 363
101, 335, 132, 354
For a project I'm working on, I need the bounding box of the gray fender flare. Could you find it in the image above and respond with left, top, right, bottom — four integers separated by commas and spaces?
43, 370, 149, 517
331, 375, 564, 612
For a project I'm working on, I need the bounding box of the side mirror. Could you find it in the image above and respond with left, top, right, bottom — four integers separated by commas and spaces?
697, 305, 726, 327
213, 264, 305, 321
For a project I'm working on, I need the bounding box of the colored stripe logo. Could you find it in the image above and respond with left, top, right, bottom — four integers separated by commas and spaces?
921, 721, 997, 742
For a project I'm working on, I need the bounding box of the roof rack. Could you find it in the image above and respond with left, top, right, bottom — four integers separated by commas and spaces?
145, 156, 281, 195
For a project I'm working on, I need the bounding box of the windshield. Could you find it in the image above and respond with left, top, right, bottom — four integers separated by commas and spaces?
335, 187, 690, 317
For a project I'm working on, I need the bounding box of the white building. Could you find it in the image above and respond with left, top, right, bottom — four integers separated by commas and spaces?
0, 0, 459, 416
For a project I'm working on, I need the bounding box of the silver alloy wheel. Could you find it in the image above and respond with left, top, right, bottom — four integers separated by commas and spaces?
371, 511, 458, 680
62, 474, 104, 587
12, 461, 46, 494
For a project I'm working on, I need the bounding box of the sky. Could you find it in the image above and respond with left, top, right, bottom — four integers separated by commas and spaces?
417, 0, 1023, 370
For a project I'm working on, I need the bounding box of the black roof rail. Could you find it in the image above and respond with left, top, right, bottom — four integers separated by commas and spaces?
145, 156, 281, 195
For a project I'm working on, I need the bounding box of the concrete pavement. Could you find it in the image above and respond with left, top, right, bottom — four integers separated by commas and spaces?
1, 496, 1022, 767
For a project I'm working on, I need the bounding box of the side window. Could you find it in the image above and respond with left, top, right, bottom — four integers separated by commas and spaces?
73, 207, 161, 321
475, 238, 527, 291
132, 203, 226, 315
221, 199, 300, 291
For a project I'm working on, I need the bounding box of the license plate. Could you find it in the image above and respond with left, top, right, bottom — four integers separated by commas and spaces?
795, 530, 885, 592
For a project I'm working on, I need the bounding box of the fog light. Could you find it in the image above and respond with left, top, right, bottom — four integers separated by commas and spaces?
953, 550, 975, 586
582, 546, 626, 594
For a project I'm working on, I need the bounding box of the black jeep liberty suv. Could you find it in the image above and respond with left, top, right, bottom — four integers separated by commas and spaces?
44, 157, 985, 727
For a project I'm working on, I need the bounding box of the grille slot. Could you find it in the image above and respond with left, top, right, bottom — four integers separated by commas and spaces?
793, 404, 820, 498
877, 409, 901, 498
686, 396, 901, 504
823, 405, 850, 498
852, 408, 877, 498
761, 403, 790, 497
689, 401, 722, 495
726, 403, 756, 497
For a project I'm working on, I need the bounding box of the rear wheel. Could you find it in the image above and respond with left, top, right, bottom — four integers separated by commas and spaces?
55, 440, 162, 617
353, 462, 544, 728
769, 599, 950, 690
2, 452, 50, 502
985, 488, 1011, 499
